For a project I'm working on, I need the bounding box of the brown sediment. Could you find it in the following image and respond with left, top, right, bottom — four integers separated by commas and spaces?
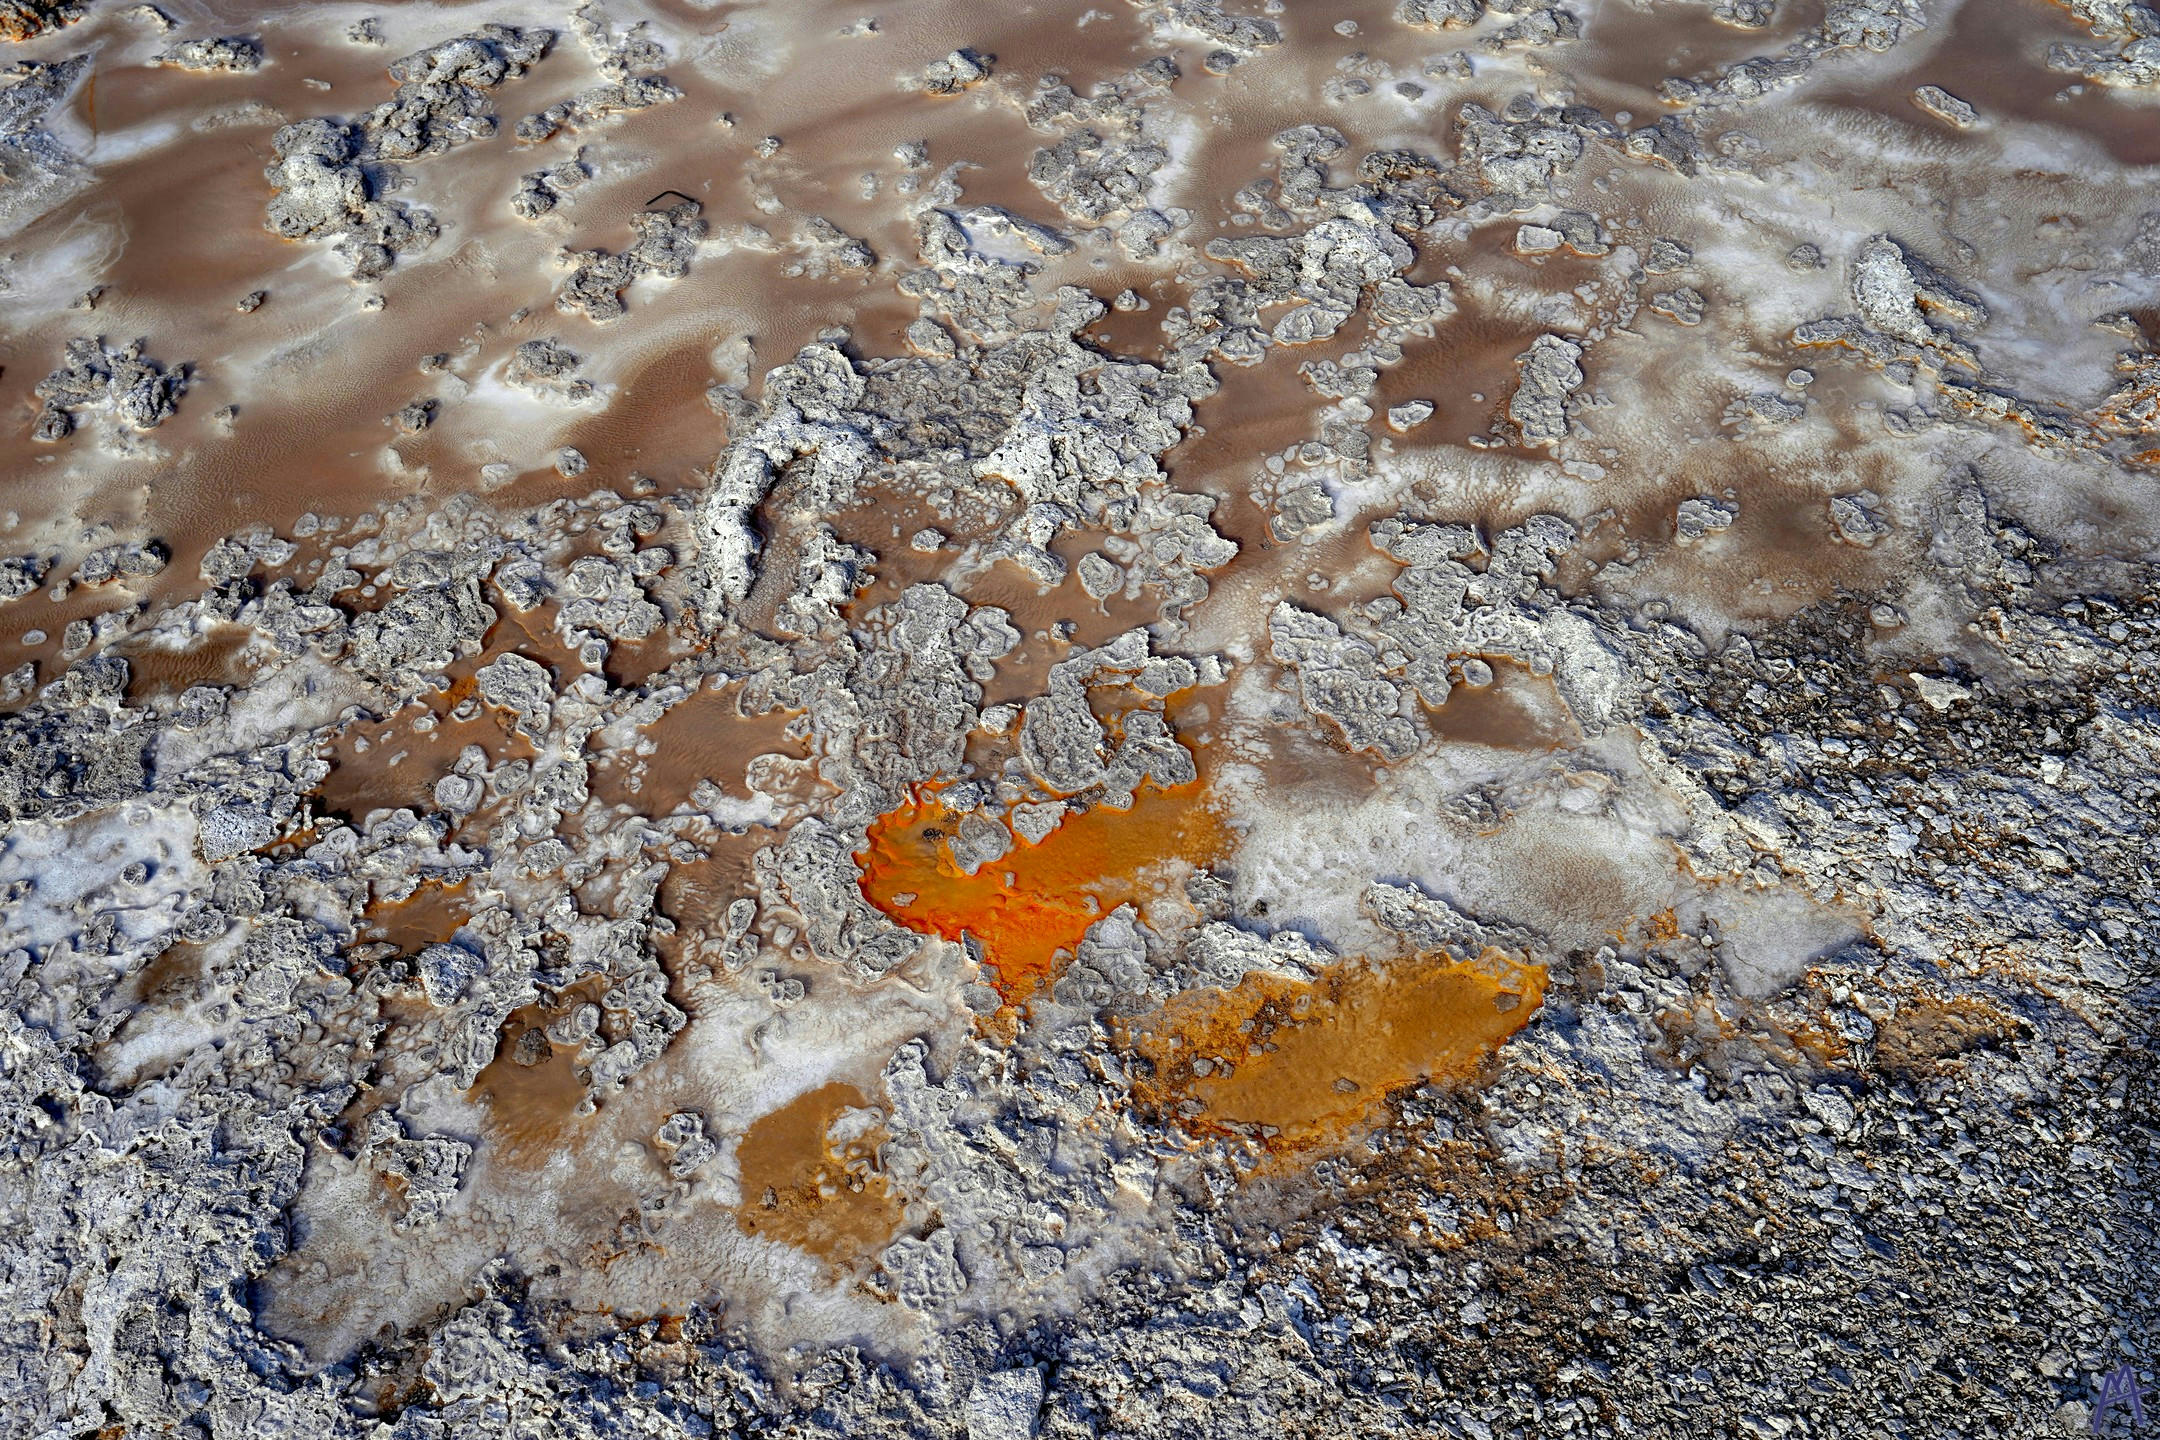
115, 624, 254, 703
315, 705, 485, 825
1570, 442, 1901, 632
1159, 0, 1473, 221
1430, 666, 1577, 751
1125, 947, 1547, 1152
1234, 718, 1395, 805
482, 613, 587, 688
591, 678, 807, 815
1575, 0, 1828, 106
130, 938, 206, 1005
1378, 311, 1554, 501
551, 330, 728, 491
468, 1032, 590, 1170
0, 21, 464, 535
467, 985, 609, 1170
963, 553, 1175, 671
599, 630, 690, 695
826, 488, 947, 571
1164, 333, 1326, 496
358, 880, 470, 954
733, 1081, 902, 1274
0, 0, 1496, 650
1078, 281, 1180, 359
1824, 0, 2160, 167
1871, 991, 2024, 1077
0, 581, 169, 713
857, 763, 1228, 1004
655, 837, 765, 946
0, 14, 714, 545
313, 616, 569, 826
973, 636, 1068, 713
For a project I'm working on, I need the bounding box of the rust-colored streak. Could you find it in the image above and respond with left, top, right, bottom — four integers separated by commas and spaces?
1127, 948, 1548, 1151
856, 778, 1227, 1004
734, 1082, 902, 1274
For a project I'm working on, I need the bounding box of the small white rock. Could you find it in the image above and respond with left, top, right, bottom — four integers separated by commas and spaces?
1386, 400, 1435, 432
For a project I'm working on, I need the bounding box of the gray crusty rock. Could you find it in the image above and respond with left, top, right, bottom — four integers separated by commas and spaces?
1910, 83, 1978, 127
1829, 489, 1891, 546
196, 802, 277, 862
965, 1368, 1046, 1440
1848, 235, 1985, 357
1674, 496, 1737, 545
1644, 236, 1693, 273
1270, 602, 1420, 760
1145, 0, 1282, 53
1397, 0, 1485, 29
360, 1110, 472, 1231
1029, 127, 1167, 223
1505, 333, 1582, 448
777, 581, 1020, 820
1649, 286, 1706, 325
263, 117, 440, 278
695, 341, 872, 621
151, 36, 263, 72
1175, 919, 1325, 990
1364, 880, 1541, 960
0, 555, 50, 601
505, 336, 596, 402
32, 336, 189, 441
1, 12, 2154, 1440
1018, 629, 1201, 797
1206, 206, 1445, 350
653, 1111, 717, 1179
265, 25, 550, 277
2047, 0, 2160, 86
919, 47, 994, 94
511, 153, 591, 219
346, 549, 497, 686
762, 817, 922, 977
0, 56, 91, 228
73, 541, 167, 587
515, 2, 680, 140
556, 199, 706, 321
1271, 515, 1635, 744
474, 651, 555, 735
368, 24, 552, 159
1455, 100, 1601, 205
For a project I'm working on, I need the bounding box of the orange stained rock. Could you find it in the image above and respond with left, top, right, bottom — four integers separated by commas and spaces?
734, 1082, 903, 1273
1128, 948, 1548, 1151
857, 777, 1227, 1004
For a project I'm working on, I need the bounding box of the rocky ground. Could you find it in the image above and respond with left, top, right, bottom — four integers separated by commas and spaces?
0, 1, 2153, 1437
